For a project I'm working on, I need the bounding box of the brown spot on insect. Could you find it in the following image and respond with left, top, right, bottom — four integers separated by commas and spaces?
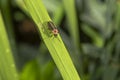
47, 21, 59, 37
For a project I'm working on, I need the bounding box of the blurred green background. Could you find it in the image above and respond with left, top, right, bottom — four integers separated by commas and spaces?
0, 0, 120, 80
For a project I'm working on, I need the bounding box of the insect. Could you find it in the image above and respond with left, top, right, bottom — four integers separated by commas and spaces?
47, 21, 59, 37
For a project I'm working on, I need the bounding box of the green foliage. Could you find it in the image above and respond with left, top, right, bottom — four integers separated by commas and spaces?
20, 60, 41, 80
0, 12, 19, 80
23, 0, 80, 80
0, 0, 120, 80
62, 0, 80, 48
20, 59, 56, 80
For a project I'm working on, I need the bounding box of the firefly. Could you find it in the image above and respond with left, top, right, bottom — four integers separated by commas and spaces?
47, 21, 59, 36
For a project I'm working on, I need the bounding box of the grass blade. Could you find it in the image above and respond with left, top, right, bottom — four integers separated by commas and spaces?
23, 0, 81, 80
62, 0, 80, 50
0, 12, 19, 80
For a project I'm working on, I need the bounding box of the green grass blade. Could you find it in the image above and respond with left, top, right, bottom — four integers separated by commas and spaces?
82, 24, 104, 47
0, 0, 17, 51
62, 0, 80, 49
0, 0, 19, 65
23, 0, 81, 80
62, 0, 83, 75
52, 4, 64, 26
15, 0, 28, 14
0, 12, 19, 80
115, 2, 120, 31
